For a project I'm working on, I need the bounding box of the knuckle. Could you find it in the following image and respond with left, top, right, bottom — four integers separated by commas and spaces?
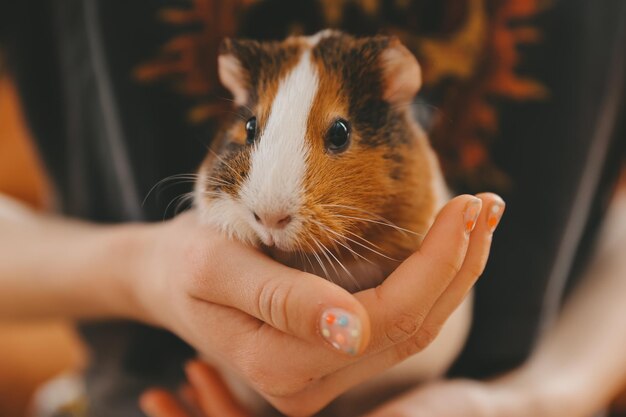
385, 311, 422, 344
394, 324, 441, 360
257, 280, 292, 330
440, 257, 462, 278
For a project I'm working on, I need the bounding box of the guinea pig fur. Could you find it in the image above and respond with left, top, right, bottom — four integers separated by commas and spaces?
195, 30, 448, 292
193, 31, 472, 415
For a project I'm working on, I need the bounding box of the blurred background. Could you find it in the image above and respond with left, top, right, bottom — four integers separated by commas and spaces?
1, 0, 625, 416
0, 67, 86, 416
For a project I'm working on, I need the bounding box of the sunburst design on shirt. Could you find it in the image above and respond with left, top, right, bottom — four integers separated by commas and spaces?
411, 0, 551, 191
134, 0, 550, 192
134, 0, 256, 123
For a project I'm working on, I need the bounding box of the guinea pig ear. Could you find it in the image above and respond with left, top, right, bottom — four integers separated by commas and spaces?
379, 37, 422, 105
218, 38, 250, 106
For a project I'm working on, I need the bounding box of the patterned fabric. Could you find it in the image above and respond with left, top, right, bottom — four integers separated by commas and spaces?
134, 0, 551, 193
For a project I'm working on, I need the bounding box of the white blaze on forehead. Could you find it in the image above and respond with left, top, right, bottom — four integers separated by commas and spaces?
240, 50, 318, 215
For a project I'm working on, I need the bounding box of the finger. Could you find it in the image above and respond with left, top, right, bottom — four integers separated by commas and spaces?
190, 238, 371, 355
288, 195, 504, 404
356, 195, 482, 352
185, 360, 253, 417
418, 193, 505, 341
140, 389, 192, 417
179, 384, 203, 416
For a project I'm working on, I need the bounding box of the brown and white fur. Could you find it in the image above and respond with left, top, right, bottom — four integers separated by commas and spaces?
195, 30, 471, 415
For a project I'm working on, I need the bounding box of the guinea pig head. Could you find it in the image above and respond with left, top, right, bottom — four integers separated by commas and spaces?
196, 31, 443, 280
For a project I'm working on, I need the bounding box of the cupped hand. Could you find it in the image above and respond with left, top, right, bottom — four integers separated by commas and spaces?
363, 372, 586, 417
128, 193, 504, 416
140, 360, 582, 417
364, 379, 532, 417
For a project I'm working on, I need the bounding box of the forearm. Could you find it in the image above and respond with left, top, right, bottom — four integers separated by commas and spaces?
520, 187, 626, 412
0, 194, 147, 321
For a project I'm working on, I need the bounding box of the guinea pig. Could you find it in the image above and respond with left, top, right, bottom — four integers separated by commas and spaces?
195, 30, 449, 292
194, 30, 471, 414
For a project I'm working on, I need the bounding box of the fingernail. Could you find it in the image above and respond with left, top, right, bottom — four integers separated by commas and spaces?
487, 200, 506, 233
463, 198, 482, 235
320, 308, 362, 355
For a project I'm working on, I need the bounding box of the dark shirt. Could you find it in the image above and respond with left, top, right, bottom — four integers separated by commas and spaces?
2, 1, 625, 416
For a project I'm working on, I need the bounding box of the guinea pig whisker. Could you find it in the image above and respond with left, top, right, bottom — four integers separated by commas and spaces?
301, 249, 316, 275
320, 204, 403, 228
143, 173, 199, 207
321, 204, 423, 237
174, 192, 196, 215
320, 203, 393, 224
307, 222, 372, 291
294, 242, 312, 274
332, 214, 423, 238
317, 236, 356, 288
320, 239, 360, 291
302, 238, 332, 284
341, 228, 387, 252
162, 191, 195, 220
207, 148, 246, 183
314, 222, 354, 264
310, 220, 376, 266
312, 237, 342, 283
316, 215, 397, 262
204, 175, 233, 186
340, 231, 402, 263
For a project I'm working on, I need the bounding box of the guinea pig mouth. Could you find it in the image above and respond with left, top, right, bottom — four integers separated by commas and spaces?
260, 234, 276, 247
255, 228, 295, 252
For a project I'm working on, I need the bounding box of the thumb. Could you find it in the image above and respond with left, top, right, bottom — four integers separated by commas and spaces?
190, 241, 371, 355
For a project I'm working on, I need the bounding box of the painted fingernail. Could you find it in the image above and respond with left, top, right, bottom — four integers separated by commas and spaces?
487, 200, 506, 233
320, 308, 362, 355
464, 198, 482, 235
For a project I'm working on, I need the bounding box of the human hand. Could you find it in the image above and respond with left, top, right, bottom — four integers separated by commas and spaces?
140, 360, 252, 417
363, 370, 587, 417
126, 193, 504, 416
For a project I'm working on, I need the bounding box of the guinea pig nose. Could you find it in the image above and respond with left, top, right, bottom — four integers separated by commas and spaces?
253, 211, 293, 229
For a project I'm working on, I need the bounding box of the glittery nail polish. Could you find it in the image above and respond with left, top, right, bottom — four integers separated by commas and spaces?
320, 308, 362, 355
464, 198, 482, 235
487, 200, 505, 233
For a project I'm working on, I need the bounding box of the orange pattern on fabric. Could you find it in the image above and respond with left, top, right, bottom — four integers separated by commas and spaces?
135, 0, 550, 192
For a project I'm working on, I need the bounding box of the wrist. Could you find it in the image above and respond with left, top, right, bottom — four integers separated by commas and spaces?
97, 222, 157, 324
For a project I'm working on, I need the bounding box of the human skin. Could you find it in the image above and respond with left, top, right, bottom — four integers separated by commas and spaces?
141, 178, 626, 417
361, 181, 626, 417
0, 192, 502, 416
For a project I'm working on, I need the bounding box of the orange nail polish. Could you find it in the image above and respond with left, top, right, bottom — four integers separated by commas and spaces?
464, 198, 482, 235
487, 201, 505, 233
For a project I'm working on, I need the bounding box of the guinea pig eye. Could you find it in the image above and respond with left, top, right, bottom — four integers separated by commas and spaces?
245, 116, 257, 145
325, 119, 351, 153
